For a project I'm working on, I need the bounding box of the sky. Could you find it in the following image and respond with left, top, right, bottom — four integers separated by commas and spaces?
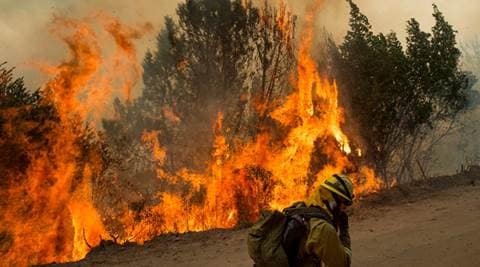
1, 0, 479, 89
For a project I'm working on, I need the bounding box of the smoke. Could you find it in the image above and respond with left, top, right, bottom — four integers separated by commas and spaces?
281, 0, 480, 176
2, 0, 479, 88
0, 0, 180, 89
287, 0, 480, 44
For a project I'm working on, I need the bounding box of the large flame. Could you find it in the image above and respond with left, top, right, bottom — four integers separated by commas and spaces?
1, 2, 383, 266
0, 15, 151, 266
124, 0, 383, 240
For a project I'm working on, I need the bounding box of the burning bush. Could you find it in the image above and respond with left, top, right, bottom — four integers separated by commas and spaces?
0, 62, 106, 265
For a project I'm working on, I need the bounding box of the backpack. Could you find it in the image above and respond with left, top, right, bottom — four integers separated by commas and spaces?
247, 202, 334, 267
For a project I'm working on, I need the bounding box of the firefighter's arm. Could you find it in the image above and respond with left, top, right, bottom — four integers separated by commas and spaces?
305, 218, 351, 267
337, 211, 351, 249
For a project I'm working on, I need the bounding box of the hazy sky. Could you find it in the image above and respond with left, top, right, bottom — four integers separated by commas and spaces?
1, 0, 479, 89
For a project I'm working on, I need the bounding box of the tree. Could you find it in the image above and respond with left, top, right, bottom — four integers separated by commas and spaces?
107, 0, 295, 173
0, 63, 58, 188
330, 1, 474, 181
0, 63, 108, 263
100, 0, 296, 230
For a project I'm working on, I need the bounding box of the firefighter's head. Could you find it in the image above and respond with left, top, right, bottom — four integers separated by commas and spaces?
321, 174, 354, 209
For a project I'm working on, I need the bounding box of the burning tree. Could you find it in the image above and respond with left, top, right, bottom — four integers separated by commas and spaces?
0, 60, 107, 264
100, 0, 298, 238
0, 13, 152, 265
121, 0, 297, 173
98, 0, 382, 245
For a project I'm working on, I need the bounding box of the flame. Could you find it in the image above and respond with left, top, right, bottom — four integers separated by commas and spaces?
142, 130, 168, 179
99, 13, 153, 102
241, 0, 249, 9
162, 106, 181, 124
355, 166, 383, 195
0, 14, 150, 266
0, 16, 107, 266
275, 0, 294, 42
142, 130, 166, 166
122, 0, 383, 238
2, 2, 386, 265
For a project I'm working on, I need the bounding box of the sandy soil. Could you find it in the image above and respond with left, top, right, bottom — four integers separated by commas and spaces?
59, 172, 480, 267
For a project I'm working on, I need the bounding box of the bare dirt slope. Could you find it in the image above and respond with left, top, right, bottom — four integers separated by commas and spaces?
62, 173, 480, 267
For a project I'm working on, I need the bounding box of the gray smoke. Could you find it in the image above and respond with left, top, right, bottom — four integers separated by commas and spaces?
1, 0, 479, 89
0, 0, 179, 89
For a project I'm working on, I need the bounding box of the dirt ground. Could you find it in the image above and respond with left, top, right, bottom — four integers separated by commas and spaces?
58, 171, 480, 267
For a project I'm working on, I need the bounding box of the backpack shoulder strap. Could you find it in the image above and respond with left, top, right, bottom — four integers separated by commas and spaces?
283, 202, 334, 226
281, 203, 335, 265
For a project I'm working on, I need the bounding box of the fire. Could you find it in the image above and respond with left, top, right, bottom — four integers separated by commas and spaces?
275, 0, 294, 42
1, 2, 385, 265
0, 14, 151, 266
162, 106, 181, 124
142, 130, 167, 178
125, 0, 383, 237
355, 166, 383, 195
99, 13, 153, 102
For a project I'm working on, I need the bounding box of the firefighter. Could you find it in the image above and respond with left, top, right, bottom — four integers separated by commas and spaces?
295, 174, 354, 267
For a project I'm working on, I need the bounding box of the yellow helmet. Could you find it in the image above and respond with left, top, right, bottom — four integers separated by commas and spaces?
321, 174, 354, 206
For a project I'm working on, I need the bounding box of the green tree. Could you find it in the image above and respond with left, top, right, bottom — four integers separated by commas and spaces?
331, 1, 474, 181
429, 4, 468, 114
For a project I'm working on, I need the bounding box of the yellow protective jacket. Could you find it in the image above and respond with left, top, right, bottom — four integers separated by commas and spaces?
295, 187, 352, 267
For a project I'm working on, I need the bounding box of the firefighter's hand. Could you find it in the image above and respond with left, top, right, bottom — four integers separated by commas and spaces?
337, 211, 351, 249
337, 211, 349, 229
